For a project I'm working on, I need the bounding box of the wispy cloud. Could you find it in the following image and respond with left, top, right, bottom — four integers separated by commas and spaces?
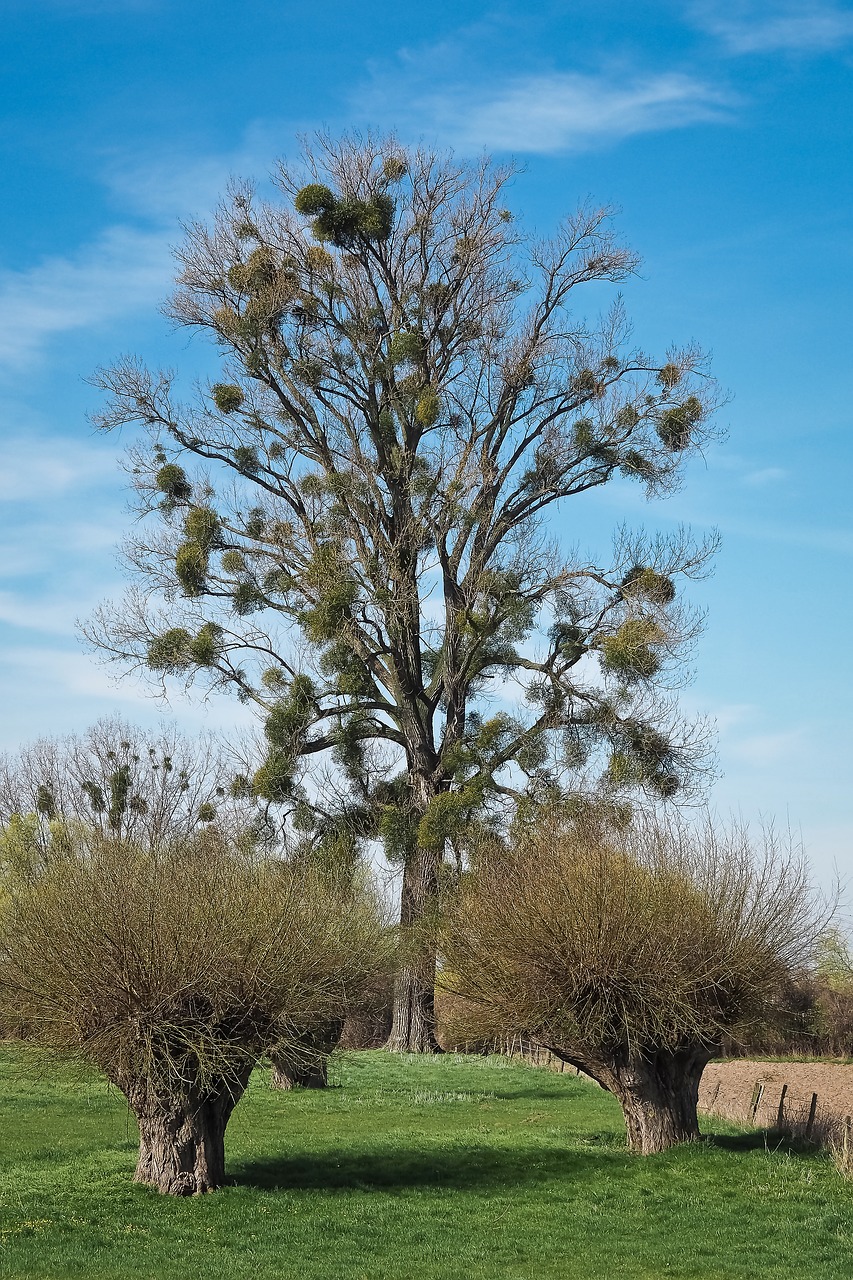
699, 700, 807, 770
0, 644, 257, 753
0, 128, 280, 377
358, 66, 734, 156
694, 2, 853, 54
740, 466, 787, 487
0, 225, 172, 374
727, 727, 806, 766
0, 432, 118, 502
102, 123, 281, 223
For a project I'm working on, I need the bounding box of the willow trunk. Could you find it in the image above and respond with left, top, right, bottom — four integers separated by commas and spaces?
116, 1066, 253, 1194
589, 1047, 712, 1154
269, 1019, 345, 1089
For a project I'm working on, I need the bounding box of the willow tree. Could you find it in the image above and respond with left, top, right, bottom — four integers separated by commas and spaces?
442, 816, 823, 1153
0, 827, 389, 1194
86, 133, 718, 1053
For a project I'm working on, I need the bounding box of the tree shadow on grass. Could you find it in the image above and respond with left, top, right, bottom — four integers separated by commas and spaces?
703, 1129, 807, 1156
451, 1082, 591, 1103
231, 1143, 630, 1192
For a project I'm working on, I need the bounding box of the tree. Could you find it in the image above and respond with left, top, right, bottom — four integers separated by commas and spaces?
0, 716, 252, 852
0, 826, 390, 1194
0, 719, 355, 1091
268, 1018, 344, 1089
815, 928, 853, 992
441, 814, 824, 1154
86, 132, 719, 1052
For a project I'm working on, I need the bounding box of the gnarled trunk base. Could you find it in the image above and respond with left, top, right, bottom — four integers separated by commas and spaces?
269, 1019, 344, 1089
116, 1066, 252, 1195
570, 1047, 712, 1154
270, 1056, 329, 1089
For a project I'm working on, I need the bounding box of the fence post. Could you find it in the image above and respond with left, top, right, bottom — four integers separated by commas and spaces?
806, 1093, 818, 1139
750, 1082, 765, 1122
776, 1084, 788, 1129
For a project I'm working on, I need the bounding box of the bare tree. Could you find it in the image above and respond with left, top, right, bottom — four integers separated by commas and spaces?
441, 814, 826, 1153
85, 132, 719, 1052
0, 717, 252, 851
0, 827, 391, 1193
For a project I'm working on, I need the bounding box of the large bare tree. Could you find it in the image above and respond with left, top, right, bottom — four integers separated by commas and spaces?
86, 133, 719, 1052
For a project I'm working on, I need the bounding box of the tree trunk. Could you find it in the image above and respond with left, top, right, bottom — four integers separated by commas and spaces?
386, 845, 442, 1054
116, 1066, 252, 1195
270, 1055, 329, 1089
589, 1047, 712, 1154
268, 1018, 344, 1089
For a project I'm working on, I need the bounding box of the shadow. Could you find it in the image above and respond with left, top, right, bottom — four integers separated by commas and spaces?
231, 1142, 629, 1192
704, 1130, 774, 1152
704, 1128, 806, 1156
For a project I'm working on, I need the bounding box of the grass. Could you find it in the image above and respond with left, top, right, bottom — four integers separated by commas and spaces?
1, 1048, 853, 1279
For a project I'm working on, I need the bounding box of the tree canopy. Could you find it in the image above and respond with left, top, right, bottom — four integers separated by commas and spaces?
0, 717, 252, 856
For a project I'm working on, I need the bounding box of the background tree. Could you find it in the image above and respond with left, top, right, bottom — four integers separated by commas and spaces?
86, 133, 719, 1052
0, 717, 254, 853
441, 814, 825, 1154
0, 826, 390, 1194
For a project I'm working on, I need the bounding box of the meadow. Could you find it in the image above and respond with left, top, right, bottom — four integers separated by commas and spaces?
2, 1049, 853, 1279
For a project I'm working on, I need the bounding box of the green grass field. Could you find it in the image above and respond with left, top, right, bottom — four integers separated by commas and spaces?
1, 1048, 852, 1279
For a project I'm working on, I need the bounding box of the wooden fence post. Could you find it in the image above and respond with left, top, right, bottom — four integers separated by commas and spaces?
750, 1082, 765, 1122
776, 1084, 788, 1129
806, 1093, 818, 1139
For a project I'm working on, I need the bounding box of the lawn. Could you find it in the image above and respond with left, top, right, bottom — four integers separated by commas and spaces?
1, 1048, 852, 1279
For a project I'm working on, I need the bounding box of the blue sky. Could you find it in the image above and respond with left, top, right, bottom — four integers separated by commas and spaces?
1, 0, 851, 888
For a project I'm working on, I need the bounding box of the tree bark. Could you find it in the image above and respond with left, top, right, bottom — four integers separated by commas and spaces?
115, 1065, 253, 1194
386, 845, 442, 1054
574, 1046, 712, 1154
268, 1018, 344, 1089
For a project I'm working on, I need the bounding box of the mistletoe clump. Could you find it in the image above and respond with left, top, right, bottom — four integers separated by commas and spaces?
621, 566, 676, 605
656, 396, 704, 452
600, 617, 665, 682
294, 183, 395, 248
211, 383, 245, 414
155, 463, 192, 504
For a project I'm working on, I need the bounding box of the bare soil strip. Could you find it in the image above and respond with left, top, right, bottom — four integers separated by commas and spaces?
700, 1060, 853, 1131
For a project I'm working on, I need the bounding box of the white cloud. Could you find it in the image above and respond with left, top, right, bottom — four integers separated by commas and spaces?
726, 727, 806, 766
694, 2, 853, 54
0, 432, 118, 502
0, 125, 283, 378
741, 466, 787, 487
0, 590, 94, 637
0, 644, 258, 752
0, 225, 172, 375
358, 67, 733, 156
707, 702, 756, 734
103, 123, 281, 223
